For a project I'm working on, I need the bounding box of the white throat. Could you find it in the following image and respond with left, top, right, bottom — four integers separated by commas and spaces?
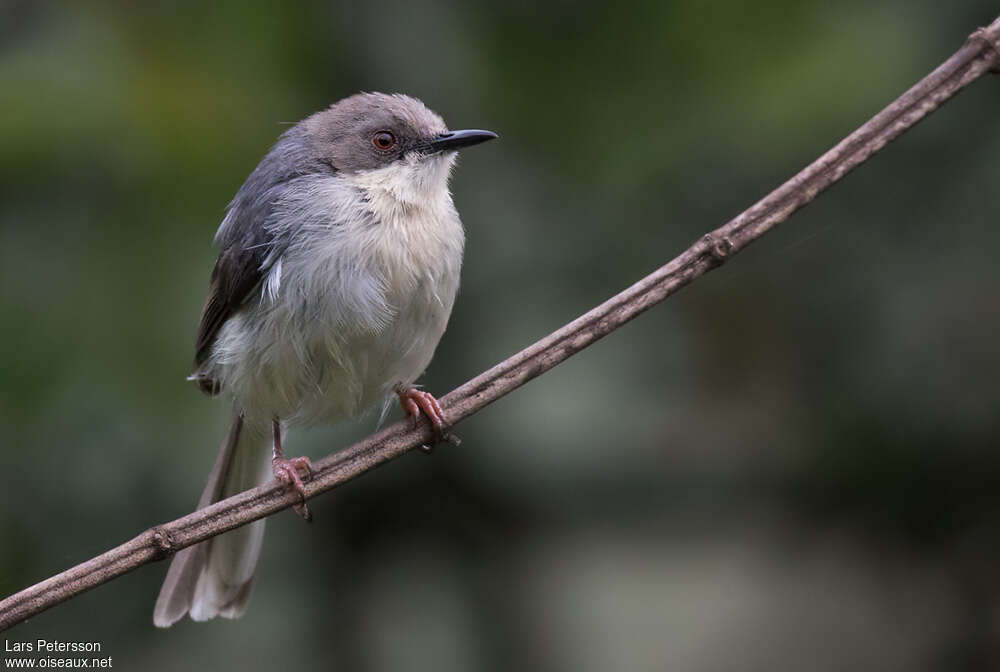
344, 151, 457, 215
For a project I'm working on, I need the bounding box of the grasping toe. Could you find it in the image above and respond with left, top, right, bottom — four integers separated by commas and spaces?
272, 455, 314, 521
396, 386, 448, 439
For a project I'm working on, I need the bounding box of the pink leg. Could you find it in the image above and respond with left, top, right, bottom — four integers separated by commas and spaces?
271, 418, 314, 521
396, 385, 448, 440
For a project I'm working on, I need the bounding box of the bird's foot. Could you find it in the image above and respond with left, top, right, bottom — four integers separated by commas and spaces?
272, 455, 314, 521
396, 386, 459, 451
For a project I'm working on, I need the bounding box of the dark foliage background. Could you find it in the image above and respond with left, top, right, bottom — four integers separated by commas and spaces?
2, 1, 999, 669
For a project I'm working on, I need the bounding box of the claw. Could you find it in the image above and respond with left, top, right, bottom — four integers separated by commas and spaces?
272, 456, 313, 520
271, 418, 314, 520
396, 386, 448, 440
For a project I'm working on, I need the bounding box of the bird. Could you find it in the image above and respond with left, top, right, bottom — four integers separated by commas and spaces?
153, 92, 497, 627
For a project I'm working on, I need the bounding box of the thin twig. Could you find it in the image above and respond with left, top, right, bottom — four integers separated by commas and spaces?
2, 16, 998, 633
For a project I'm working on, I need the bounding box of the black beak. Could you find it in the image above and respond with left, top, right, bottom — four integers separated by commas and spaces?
427, 129, 498, 152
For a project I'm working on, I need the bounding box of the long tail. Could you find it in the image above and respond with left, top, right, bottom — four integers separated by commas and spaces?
153, 411, 271, 627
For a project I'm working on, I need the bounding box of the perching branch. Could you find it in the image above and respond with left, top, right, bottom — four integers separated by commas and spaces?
3, 17, 999, 633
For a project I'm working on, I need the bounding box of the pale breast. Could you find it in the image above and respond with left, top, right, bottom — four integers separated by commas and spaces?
210, 165, 465, 428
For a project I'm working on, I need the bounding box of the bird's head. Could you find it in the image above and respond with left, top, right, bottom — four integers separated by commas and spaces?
305, 93, 497, 203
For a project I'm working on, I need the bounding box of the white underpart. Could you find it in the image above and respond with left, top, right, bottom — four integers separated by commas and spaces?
206, 151, 464, 431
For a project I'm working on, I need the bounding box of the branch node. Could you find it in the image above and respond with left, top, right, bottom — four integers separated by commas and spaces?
969, 25, 1000, 73
149, 527, 175, 561
703, 233, 734, 262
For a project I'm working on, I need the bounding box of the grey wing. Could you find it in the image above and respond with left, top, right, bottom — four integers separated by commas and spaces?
192, 191, 284, 394
194, 242, 268, 367
190, 123, 333, 393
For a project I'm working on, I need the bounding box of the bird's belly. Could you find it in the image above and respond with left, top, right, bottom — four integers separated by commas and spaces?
297, 293, 451, 426
213, 268, 456, 429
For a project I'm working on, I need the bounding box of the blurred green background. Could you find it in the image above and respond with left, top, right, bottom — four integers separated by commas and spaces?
2, 0, 1000, 669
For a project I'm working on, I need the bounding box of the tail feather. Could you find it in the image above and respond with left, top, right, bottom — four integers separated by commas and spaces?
153, 412, 271, 627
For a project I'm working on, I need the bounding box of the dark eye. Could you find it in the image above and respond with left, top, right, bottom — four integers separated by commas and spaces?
372, 131, 396, 151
